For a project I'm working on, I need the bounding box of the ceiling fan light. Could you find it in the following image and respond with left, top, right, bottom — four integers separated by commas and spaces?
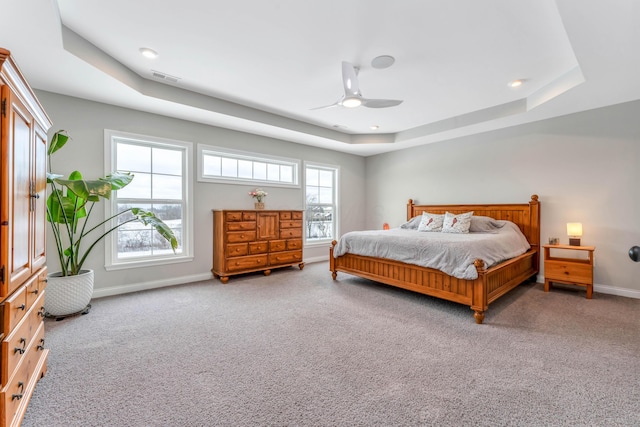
342, 97, 362, 108
139, 47, 158, 59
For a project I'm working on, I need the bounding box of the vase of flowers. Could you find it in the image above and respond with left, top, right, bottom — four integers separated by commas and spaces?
249, 188, 268, 209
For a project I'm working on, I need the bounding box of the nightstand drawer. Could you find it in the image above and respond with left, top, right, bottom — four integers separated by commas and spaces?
545, 261, 592, 284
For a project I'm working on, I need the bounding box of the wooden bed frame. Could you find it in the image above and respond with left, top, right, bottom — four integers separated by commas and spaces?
330, 195, 540, 324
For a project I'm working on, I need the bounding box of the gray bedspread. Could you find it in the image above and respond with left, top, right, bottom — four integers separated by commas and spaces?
332, 221, 531, 280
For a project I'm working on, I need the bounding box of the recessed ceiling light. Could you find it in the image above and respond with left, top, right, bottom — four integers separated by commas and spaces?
371, 55, 395, 69
370, 125, 380, 130
509, 79, 524, 88
139, 47, 158, 59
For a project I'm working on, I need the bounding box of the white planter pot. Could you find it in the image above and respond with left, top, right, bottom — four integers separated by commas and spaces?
45, 269, 94, 317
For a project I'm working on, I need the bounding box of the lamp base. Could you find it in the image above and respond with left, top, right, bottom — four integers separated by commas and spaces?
569, 238, 581, 246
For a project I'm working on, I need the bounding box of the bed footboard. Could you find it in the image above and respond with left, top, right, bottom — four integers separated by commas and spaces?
330, 243, 537, 324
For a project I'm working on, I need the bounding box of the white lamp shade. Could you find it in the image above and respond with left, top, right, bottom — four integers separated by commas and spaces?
567, 222, 583, 237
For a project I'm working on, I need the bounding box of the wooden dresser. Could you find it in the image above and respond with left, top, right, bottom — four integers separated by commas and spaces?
212, 210, 305, 283
1, 48, 51, 427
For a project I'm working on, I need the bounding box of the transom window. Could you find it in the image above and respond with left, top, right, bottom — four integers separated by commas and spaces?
197, 144, 299, 187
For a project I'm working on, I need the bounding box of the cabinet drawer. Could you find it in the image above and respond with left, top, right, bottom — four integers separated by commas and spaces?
279, 228, 302, 239
269, 250, 302, 265
2, 292, 45, 385
249, 242, 268, 254
0, 321, 45, 425
227, 221, 256, 231
545, 261, 592, 284
26, 267, 47, 311
227, 231, 257, 243
225, 211, 244, 221
280, 220, 302, 229
269, 240, 286, 252
226, 255, 268, 272
226, 243, 248, 257
3, 279, 30, 336
287, 239, 303, 250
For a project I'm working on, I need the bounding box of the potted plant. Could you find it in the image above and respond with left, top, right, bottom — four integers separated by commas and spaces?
45, 130, 178, 318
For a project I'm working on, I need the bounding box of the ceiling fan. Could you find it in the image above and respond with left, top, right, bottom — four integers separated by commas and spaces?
312, 61, 403, 110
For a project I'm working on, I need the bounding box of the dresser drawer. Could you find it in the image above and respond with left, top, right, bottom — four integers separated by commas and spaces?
269, 250, 303, 265
269, 240, 286, 252
1, 321, 46, 426
280, 220, 302, 229
26, 267, 47, 311
227, 231, 257, 243
249, 242, 268, 254
226, 255, 268, 272
3, 278, 30, 336
545, 261, 592, 284
226, 243, 248, 257
227, 221, 256, 231
287, 239, 303, 250
2, 292, 45, 385
279, 228, 302, 239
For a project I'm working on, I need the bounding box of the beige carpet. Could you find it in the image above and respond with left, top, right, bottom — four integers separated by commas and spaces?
23, 261, 640, 426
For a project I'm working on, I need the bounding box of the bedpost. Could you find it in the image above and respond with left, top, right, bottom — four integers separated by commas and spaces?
471, 259, 487, 324
330, 240, 338, 280
407, 199, 415, 221
529, 194, 540, 273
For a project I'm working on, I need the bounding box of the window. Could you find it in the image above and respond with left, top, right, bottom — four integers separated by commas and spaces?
104, 130, 193, 269
305, 163, 338, 244
197, 144, 299, 187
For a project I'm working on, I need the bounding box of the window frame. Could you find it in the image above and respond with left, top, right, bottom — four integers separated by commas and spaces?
197, 144, 300, 188
304, 161, 339, 246
104, 130, 194, 270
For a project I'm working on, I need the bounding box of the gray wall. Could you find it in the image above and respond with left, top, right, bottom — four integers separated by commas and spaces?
36, 91, 366, 296
365, 100, 640, 296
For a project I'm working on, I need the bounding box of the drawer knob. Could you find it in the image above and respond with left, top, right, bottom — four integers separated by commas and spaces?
12, 382, 24, 401
37, 338, 45, 351
32, 288, 39, 294
18, 304, 26, 311
14, 338, 26, 355
38, 308, 46, 318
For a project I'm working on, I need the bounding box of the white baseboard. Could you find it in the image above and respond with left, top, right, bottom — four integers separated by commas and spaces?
593, 283, 640, 299
92, 272, 213, 299
93, 264, 640, 301
538, 276, 640, 299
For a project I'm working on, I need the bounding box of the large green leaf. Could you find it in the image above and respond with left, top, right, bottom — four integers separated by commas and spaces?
47, 130, 69, 156
100, 172, 134, 191
131, 208, 179, 251
46, 189, 87, 224
55, 175, 112, 201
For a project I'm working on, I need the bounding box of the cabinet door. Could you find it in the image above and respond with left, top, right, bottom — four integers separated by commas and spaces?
0, 87, 33, 295
31, 125, 47, 272
256, 212, 279, 240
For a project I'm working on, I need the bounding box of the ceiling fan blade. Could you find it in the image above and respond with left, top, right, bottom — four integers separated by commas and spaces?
310, 96, 344, 110
341, 61, 360, 97
361, 98, 403, 108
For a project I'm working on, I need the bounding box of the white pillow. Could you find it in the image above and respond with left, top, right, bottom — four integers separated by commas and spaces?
417, 212, 444, 232
442, 211, 473, 234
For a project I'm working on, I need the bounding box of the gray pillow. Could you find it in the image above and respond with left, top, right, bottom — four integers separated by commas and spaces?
469, 215, 505, 233
400, 215, 422, 230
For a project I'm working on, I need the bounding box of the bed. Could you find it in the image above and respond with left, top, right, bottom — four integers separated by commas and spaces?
329, 195, 540, 324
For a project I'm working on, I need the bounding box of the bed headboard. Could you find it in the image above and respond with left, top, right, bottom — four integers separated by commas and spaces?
407, 194, 540, 247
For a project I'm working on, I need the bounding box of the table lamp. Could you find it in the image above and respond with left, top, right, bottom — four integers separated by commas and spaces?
567, 222, 582, 246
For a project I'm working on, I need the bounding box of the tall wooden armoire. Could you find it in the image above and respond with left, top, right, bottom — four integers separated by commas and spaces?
0, 48, 51, 427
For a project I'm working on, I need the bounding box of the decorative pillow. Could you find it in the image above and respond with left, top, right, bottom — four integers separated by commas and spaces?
400, 215, 422, 230
469, 215, 505, 233
441, 211, 473, 234
417, 212, 444, 232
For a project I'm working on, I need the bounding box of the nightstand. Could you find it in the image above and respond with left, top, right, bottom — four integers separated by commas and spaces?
543, 244, 595, 298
